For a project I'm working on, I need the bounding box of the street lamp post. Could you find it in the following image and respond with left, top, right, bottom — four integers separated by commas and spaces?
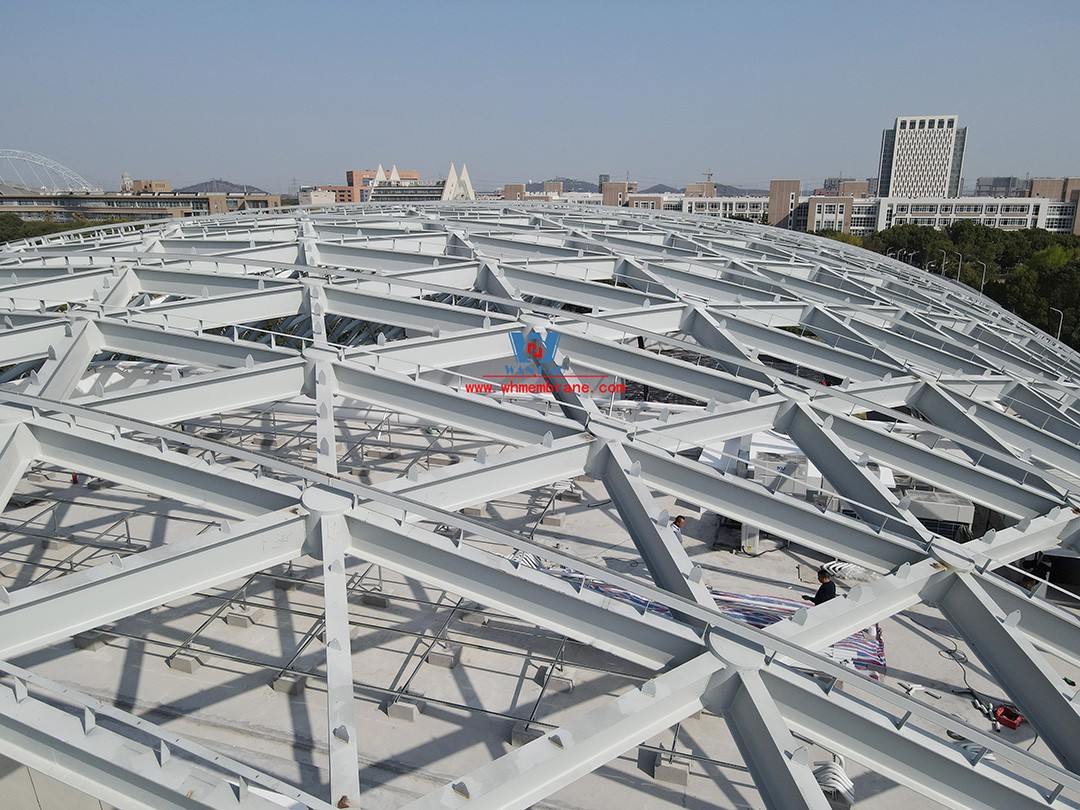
940, 249, 947, 275
977, 260, 988, 292
954, 252, 964, 282
925, 261, 937, 272
1051, 307, 1065, 341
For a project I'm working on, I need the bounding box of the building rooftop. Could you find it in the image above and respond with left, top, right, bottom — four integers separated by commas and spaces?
0, 203, 1079, 810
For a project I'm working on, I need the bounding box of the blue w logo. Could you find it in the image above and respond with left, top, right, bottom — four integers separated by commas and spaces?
509, 329, 560, 365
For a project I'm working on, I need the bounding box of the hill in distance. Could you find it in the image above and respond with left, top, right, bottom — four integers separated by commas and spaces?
717, 183, 769, 196
504, 178, 773, 196
175, 179, 269, 194
644, 182, 771, 196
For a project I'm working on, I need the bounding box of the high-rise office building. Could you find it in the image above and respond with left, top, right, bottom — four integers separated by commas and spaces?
877, 115, 966, 198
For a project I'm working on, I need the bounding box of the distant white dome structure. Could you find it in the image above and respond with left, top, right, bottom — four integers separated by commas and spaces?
0, 203, 1078, 810
0, 149, 98, 192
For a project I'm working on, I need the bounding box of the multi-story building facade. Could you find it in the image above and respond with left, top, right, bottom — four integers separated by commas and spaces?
877, 114, 966, 197
626, 193, 684, 212
346, 166, 422, 202
601, 181, 638, 207
975, 176, 1030, 197
872, 196, 1077, 235
313, 165, 475, 204
683, 181, 716, 198
0, 184, 280, 222
298, 187, 337, 206
514, 171, 1080, 239
685, 178, 1080, 237
683, 196, 768, 222
367, 164, 475, 203
502, 184, 526, 201
838, 180, 870, 198
1030, 177, 1080, 203
768, 180, 802, 229
314, 166, 423, 203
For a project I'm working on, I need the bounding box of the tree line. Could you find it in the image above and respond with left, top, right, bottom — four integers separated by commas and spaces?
820, 222, 1080, 349
0, 213, 118, 244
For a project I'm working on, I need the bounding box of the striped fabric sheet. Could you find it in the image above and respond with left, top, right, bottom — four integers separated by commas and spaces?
558, 570, 886, 672
510, 550, 544, 569
709, 589, 886, 671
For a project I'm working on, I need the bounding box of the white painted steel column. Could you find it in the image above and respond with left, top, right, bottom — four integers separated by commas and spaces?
304, 486, 361, 807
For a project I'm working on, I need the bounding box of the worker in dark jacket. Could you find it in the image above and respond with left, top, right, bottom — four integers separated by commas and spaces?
803, 568, 837, 605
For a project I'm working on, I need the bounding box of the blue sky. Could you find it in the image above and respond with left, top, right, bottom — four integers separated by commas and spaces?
3, 1, 1077, 193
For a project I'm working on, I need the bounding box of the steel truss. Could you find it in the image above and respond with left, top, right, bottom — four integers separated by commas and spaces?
0, 202, 1079, 809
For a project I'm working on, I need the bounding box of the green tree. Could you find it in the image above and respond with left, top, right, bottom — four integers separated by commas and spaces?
817, 229, 862, 246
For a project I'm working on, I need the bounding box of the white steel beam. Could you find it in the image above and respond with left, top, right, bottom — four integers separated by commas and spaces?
30, 416, 299, 517
999, 380, 1080, 445
766, 557, 953, 652
323, 284, 505, 333
843, 317, 990, 375
0, 681, 291, 810
588, 303, 689, 338
939, 572, 1080, 772
0, 510, 306, 659
721, 669, 832, 810
342, 508, 703, 669
22, 318, 103, 401
907, 381, 1074, 498
97, 319, 295, 367
624, 441, 925, 571
815, 404, 1062, 518
958, 391, 1080, 472
681, 307, 775, 385
129, 286, 305, 328
377, 434, 594, 514
132, 266, 297, 299
555, 330, 765, 402
302, 488, 361, 807
0, 320, 70, 365
0, 660, 335, 810
333, 360, 581, 445
966, 507, 1080, 563
363, 326, 516, 373
978, 575, 1080, 670
80, 359, 309, 424
762, 664, 1078, 810
778, 402, 932, 542
635, 395, 785, 450
706, 309, 904, 381
0, 422, 39, 513
501, 266, 656, 311
402, 652, 727, 810
598, 442, 718, 612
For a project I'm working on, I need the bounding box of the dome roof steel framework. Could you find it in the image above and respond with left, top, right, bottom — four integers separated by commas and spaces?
0, 203, 1078, 809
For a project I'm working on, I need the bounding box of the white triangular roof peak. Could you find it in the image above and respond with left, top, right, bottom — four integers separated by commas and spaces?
458, 163, 475, 200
